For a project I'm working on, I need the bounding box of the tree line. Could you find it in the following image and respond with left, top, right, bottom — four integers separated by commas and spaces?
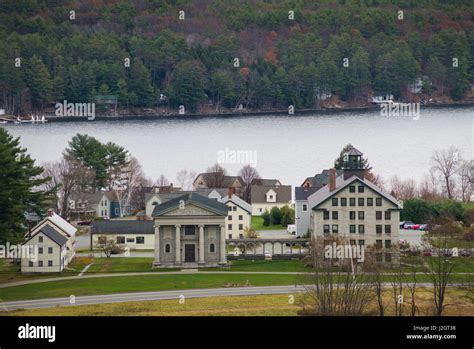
0, 0, 473, 115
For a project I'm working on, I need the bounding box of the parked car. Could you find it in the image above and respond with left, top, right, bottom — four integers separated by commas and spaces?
460, 250, 471, 257
287, 224, 296, 235
77, 220, 92, 226
418, 224, 428, 231
411, 224, 421, 230
264, 251, 272, 260
422, 250, 432, 257
400, 221, 415, 229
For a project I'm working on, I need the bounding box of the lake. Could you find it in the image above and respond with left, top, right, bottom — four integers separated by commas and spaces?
2, 106, 473, 187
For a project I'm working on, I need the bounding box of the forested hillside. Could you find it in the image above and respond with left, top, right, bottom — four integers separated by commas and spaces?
0, 0, 473, 114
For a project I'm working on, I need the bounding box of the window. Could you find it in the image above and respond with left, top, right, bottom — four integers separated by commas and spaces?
228, 215, 232, 220
323, 211, 330, 220
332, 211, 338, 220
358, 225, 365, 234
185, 226, 195, 235
332, 198, 338, 206
238, 215, 243, 220
136, 236, 144, 244
239, 224, 243, 230
385, 211, 391, 220
349, 198, 356, 206
98, 236, 107, 245
376, 240, 383, 249
115, 208, 119, 215
376, 253, 383, 262
385, 240, 392, 249
38, 236, 43, 243
350, 239, 356, 245
228, 206, 232, 211
349, 186, 356, 193
28, 261, 33, 267
303, 204, 307, 211
376, 225, 382, 234
358, 186, 364, 193
233, 207, 237, 211
38, 247, 43, 254
116, 236, 125, 244
358, 211, 364, 220
228, 234, 232, 239
358, 198, 364, 206
48, 247, 53, 254
376, 211, 382, 220
350, 225, 356, 234
376, 198, 382, 206
332, 224, 338, 233
341, 198, 347, 206
39, 261, 43, 267
152, 201, 158, 206
228, 224, 232, 230
385, 225, 391, 234
48, 260, 53, 267
209, 243, 215, 253
323, 225, 330, 234
239, 234, 244, 239
385, 253, 392, 262
358, 240, 365, 246
165, 244, 171, 253
349, 211, 356, 220
126, 238, 135, 243
367, 198, 373, 206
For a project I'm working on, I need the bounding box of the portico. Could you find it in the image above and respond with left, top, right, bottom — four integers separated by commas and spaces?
152, 193, 228, 268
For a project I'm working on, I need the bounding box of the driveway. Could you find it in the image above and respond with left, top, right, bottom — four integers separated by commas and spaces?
399, 229, 426, 247
257, 230, 295, 239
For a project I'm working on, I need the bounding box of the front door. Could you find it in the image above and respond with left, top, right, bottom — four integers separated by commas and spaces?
184, 244, 195, 263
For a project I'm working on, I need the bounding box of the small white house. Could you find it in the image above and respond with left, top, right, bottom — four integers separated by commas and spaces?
21, 210, 77, 273
219, 193, 252, 239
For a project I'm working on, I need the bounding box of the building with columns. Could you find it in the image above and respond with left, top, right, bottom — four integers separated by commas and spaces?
152, 193, 228, 267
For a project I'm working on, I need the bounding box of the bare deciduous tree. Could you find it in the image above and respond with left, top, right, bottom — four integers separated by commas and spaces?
389, 176, 417, 201
176, 169, 196, 191
239, 164, 260, 202
205, 163, 227, 188
155, 174, 170, 187
431, 147, 460, 199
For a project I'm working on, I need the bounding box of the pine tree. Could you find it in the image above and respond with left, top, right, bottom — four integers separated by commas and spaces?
0, 129, 56, 244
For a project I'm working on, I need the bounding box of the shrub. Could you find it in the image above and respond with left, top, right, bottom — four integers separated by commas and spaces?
463, 226, 474, 241
270, 206, 282, 225
261, 210, 271, 226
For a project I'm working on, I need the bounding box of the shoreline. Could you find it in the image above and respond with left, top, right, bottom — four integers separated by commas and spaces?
2, 101, 473, 123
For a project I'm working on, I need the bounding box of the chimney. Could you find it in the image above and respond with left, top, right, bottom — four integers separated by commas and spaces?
47, 208, 54, 217
329, 168, 336, 192
228, 187, 233, 199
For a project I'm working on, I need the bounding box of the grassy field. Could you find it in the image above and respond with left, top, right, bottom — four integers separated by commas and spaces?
86, 257, 179, 273
430, 236, 474, 249
0, 273, 300, 302
5, 288, 474, 316
251, 216, 286, 231
212, 259, 312, 272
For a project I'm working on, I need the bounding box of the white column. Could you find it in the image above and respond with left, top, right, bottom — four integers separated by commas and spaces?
175, 225, 181, 264
154, 225, 161, 266
219, 224, 226, 264
198, 225, 205, 264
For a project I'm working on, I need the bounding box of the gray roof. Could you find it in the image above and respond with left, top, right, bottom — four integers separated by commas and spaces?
346, 147, 363, 156
251, 178, 281, 186
193, 173, 243, 187
295, 186, 319, 201
24, 225, 68, 246
308, 175, 401, 210
220, 194, 252, 213
302, 169, 344, 189
69, 192, 103, 211
92, 220, 155, 234
145, 191, 193, 204
250, 185, 292, 204
152, 193, 229, 217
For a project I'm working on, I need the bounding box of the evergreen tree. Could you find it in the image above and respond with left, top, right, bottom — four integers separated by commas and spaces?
170, 60, 206, 113
0, 129, 55, 244
24, 55, 52, 109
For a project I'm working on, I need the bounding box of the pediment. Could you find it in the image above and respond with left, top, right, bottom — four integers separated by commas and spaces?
162, 203, 218, 216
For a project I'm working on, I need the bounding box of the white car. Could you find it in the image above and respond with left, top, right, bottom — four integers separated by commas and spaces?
287, 224, 296, 235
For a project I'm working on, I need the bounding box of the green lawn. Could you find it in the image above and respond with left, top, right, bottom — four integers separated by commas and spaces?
251, 215, 286, 231
87, 257, 158, 273
430, 236, 474, 249
204, 259, 312, 272
0, 273, 300, 302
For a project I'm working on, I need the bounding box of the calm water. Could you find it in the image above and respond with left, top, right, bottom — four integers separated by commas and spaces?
2, 107, 473, 187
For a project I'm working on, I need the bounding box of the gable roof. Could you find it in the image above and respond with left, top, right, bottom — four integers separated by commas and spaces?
193, 173, 243, 187
220, 194, 252, 214
295, 186, 320, 201
250, 185, 292, 204
301, 169, 344, 189
69, 192, 104, 211
24, 225, 68, 246
308, 175, 401, 210
36, 212, 77, 237
251, 178, 281, 186
152, 193, 229, 217
92, 220, 154, 234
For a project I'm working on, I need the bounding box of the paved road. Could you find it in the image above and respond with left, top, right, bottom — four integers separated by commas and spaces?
399, 229, 425, 247
0, 285, 304, 311
0, 283, 465, 311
